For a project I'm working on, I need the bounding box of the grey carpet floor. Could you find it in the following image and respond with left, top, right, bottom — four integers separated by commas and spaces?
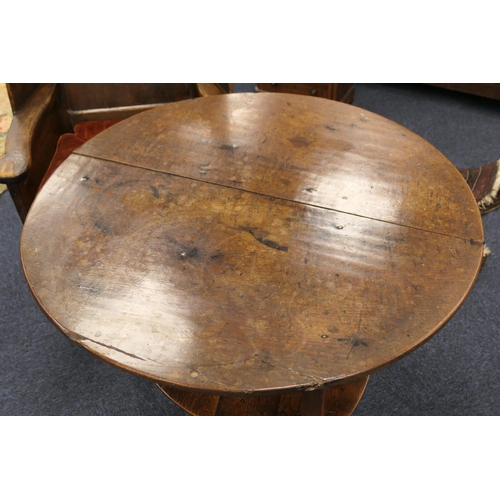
1, 83, 499, 415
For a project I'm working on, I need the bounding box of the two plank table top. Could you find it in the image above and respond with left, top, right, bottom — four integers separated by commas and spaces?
20, 93, 484, 415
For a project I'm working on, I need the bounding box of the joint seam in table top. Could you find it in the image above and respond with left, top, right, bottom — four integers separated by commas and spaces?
71, 151, 485, 246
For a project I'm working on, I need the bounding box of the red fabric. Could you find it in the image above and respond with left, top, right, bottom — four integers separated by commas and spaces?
39, 120, 120, 190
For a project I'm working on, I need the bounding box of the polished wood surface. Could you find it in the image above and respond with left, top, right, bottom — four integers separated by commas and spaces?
20, 93, 484, 405
77, 93, 481, 241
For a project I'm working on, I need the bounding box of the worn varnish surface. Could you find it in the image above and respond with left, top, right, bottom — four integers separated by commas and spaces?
20, 93, 484, 400
77, 93, 481, 241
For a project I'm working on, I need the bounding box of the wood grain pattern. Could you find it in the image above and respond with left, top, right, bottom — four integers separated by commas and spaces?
20, 93, 484, 404
77, 93, 482, 241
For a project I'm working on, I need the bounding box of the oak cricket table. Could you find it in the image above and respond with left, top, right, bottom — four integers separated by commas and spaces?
20, 93, 484, 415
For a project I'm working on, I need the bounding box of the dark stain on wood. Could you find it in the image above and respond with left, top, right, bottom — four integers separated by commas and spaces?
470, 239, 483, 246
288, 136, 311, 148
179, 247, 199, 260
94, 220, 114, 235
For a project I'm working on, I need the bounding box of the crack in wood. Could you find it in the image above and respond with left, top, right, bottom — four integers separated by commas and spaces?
73, 151, 484, 244
238, 226, 288, 252
67, 332, 163, 365
256, 356, 326, 387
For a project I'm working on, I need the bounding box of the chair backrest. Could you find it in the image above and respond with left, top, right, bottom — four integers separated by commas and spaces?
61, 83, 198, 125
6, 83, 41, 113
6, 82, 233, 130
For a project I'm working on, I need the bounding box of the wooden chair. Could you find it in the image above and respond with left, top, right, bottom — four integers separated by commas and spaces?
0, 83, 232, 221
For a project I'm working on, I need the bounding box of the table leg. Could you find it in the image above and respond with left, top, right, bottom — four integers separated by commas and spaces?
300, 389, 326, 416
157, 376, 369, 416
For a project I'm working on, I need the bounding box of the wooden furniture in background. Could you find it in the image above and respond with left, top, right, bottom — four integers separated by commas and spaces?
257, 83, 355, 103
20, 93, 484, 415
0, 83, 230, 222
427, 84, 500, 101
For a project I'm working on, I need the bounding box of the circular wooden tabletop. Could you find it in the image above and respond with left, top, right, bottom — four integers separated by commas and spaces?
21, 93, 484, 397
